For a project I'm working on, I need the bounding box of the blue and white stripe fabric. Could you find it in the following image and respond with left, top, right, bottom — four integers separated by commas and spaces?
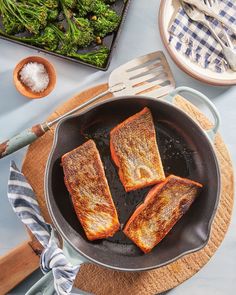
169, 0, 236, 73
8, 161, 80, 295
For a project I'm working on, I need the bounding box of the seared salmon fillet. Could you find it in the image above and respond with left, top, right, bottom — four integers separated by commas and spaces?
123, 175, 202, 253
61, 140, 120, 241
110, 107, 165, 192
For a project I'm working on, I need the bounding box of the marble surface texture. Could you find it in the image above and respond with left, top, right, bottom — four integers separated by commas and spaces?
0, 0, 235, 294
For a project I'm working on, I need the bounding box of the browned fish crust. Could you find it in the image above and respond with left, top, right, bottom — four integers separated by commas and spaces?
62, 140, 120, 241
123, 175, 203, 253
110, 107, 165, 192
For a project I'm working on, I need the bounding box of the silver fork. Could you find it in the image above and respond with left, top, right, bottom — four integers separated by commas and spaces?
181, 1, 236, 71
204, 0, 219, 7
204, 0, 236, 44
183, 0, 236, 34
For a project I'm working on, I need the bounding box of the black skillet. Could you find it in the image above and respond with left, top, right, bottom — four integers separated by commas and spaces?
44, 87, 220, 273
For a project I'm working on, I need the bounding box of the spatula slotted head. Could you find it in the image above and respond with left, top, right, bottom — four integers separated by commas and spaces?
109, 51, 175, 98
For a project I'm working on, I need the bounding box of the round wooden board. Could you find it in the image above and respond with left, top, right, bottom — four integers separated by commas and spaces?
22, 83, 234, 295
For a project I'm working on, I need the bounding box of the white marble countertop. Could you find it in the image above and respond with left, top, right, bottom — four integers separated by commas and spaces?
0, 0, 235, 294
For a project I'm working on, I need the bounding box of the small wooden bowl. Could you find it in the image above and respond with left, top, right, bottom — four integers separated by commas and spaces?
13, 56, 56, 99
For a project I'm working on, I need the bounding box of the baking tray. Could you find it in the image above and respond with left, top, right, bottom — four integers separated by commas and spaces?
0, 0, 131, 71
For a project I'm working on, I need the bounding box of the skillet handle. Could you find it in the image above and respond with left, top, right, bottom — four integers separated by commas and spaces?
163, 86, 220, 141
25, 271, 55, 295
0, 122, 49, 159
25, 241, 87, 295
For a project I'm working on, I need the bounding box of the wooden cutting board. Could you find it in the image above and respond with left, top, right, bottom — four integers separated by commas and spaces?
2, 83, 234, 295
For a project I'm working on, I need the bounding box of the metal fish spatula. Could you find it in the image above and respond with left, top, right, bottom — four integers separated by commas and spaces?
0, 51, 175, 159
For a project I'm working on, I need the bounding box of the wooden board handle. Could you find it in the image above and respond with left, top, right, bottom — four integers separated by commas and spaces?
0, 241, 40, 294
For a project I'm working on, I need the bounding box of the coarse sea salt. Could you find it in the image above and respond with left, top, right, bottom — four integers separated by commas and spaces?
19, 62, 49, 93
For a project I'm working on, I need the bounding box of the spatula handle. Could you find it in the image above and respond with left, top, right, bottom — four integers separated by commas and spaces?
0, 123, 49, 159
0, 88, 110, 159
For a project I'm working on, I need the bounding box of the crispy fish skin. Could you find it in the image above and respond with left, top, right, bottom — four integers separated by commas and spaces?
61, 140, 120, 241
123, 175, 203, 253
110, 107, 165, 192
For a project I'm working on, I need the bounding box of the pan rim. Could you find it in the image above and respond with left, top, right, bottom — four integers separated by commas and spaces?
45, 95, 221, 271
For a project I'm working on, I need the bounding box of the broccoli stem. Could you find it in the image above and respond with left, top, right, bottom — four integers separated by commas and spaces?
63, 0, 76, 9
0, 0, 48, 34
60, 0, 95, 48
68, 46, 109, 67
0, 26, 58, 51
24, 0, 58, 9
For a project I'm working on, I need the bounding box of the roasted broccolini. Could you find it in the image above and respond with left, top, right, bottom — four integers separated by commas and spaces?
0, 0, 122, 67
68, 46, 109, 67
0, 0, 48, 34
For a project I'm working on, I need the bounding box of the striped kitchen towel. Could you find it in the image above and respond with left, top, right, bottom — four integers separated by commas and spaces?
169, 0, 236, 72
8, 161, 80, 295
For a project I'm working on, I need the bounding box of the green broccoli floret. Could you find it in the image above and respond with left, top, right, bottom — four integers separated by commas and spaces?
61, 0, 95, 47
18, 0, 59, 22
76, 0, 111, 16
23, 0, 58, 9
76, 0, 120, 37
49, 23, 77, 55
63, 0, 76, 9
0, 0, 48, 34
90, 3, 120, 37
43, 0, 59, 9
0, 26, 59, 51
92, 0, 110, 15
76, 0, 94, 16
23, 26, 59, 51
73, 16, 95, 44
91, 14, 120, 37
47, 9, 59, 21
1, 12, 24, 34
68, 46, 109, 67
66, 16, 95, 47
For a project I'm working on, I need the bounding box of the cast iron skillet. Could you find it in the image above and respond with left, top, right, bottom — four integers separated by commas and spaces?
45, 88, 220, 271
